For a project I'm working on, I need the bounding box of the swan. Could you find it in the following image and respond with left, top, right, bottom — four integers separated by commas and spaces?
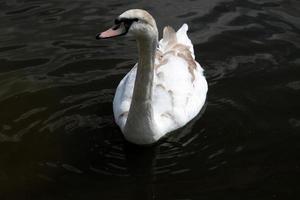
96, 9, 208, 145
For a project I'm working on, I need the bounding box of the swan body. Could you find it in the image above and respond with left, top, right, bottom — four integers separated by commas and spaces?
97, 9, 207, 145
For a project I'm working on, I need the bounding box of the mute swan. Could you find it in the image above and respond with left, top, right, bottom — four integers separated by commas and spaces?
96, 9, 208, 145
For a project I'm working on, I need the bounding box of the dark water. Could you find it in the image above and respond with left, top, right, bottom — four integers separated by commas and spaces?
0, 0, 300, 199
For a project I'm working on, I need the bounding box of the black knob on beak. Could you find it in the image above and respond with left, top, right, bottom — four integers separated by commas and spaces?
96, 33, 101, 40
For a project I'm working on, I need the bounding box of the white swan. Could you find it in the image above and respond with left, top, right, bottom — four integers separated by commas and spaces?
96, 9, 208, 145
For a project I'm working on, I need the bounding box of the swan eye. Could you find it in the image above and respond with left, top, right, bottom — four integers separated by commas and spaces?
121, 18, 139, 29
132, 18, 139, 22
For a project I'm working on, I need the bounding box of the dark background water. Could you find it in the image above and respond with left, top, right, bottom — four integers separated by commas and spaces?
0, 0, 300, 199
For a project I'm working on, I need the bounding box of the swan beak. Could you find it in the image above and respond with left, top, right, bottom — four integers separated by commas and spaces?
96, 24, 126, 39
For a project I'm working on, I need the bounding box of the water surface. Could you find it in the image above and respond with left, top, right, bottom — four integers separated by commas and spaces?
0, 0, 300, 199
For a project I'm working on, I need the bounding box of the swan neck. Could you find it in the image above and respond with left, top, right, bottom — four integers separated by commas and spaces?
135, 35, 157, 102
123, 32, 158, 143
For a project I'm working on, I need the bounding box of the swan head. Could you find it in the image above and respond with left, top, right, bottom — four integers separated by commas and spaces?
96, 9, 158, 40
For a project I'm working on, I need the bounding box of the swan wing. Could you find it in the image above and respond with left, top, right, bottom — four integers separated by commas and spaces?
113, 65, 137, 131
153, 24, 207, 134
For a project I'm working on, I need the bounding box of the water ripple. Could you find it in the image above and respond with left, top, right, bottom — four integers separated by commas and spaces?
0, 0, 299, 198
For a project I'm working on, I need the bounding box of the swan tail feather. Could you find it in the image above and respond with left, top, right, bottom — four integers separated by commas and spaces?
176, 23, 194, 56
163, 26, 177, 44
159, 24, 194, 57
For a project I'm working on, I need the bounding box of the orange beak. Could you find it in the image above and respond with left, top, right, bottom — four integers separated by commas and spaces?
96, 24, 127, 39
